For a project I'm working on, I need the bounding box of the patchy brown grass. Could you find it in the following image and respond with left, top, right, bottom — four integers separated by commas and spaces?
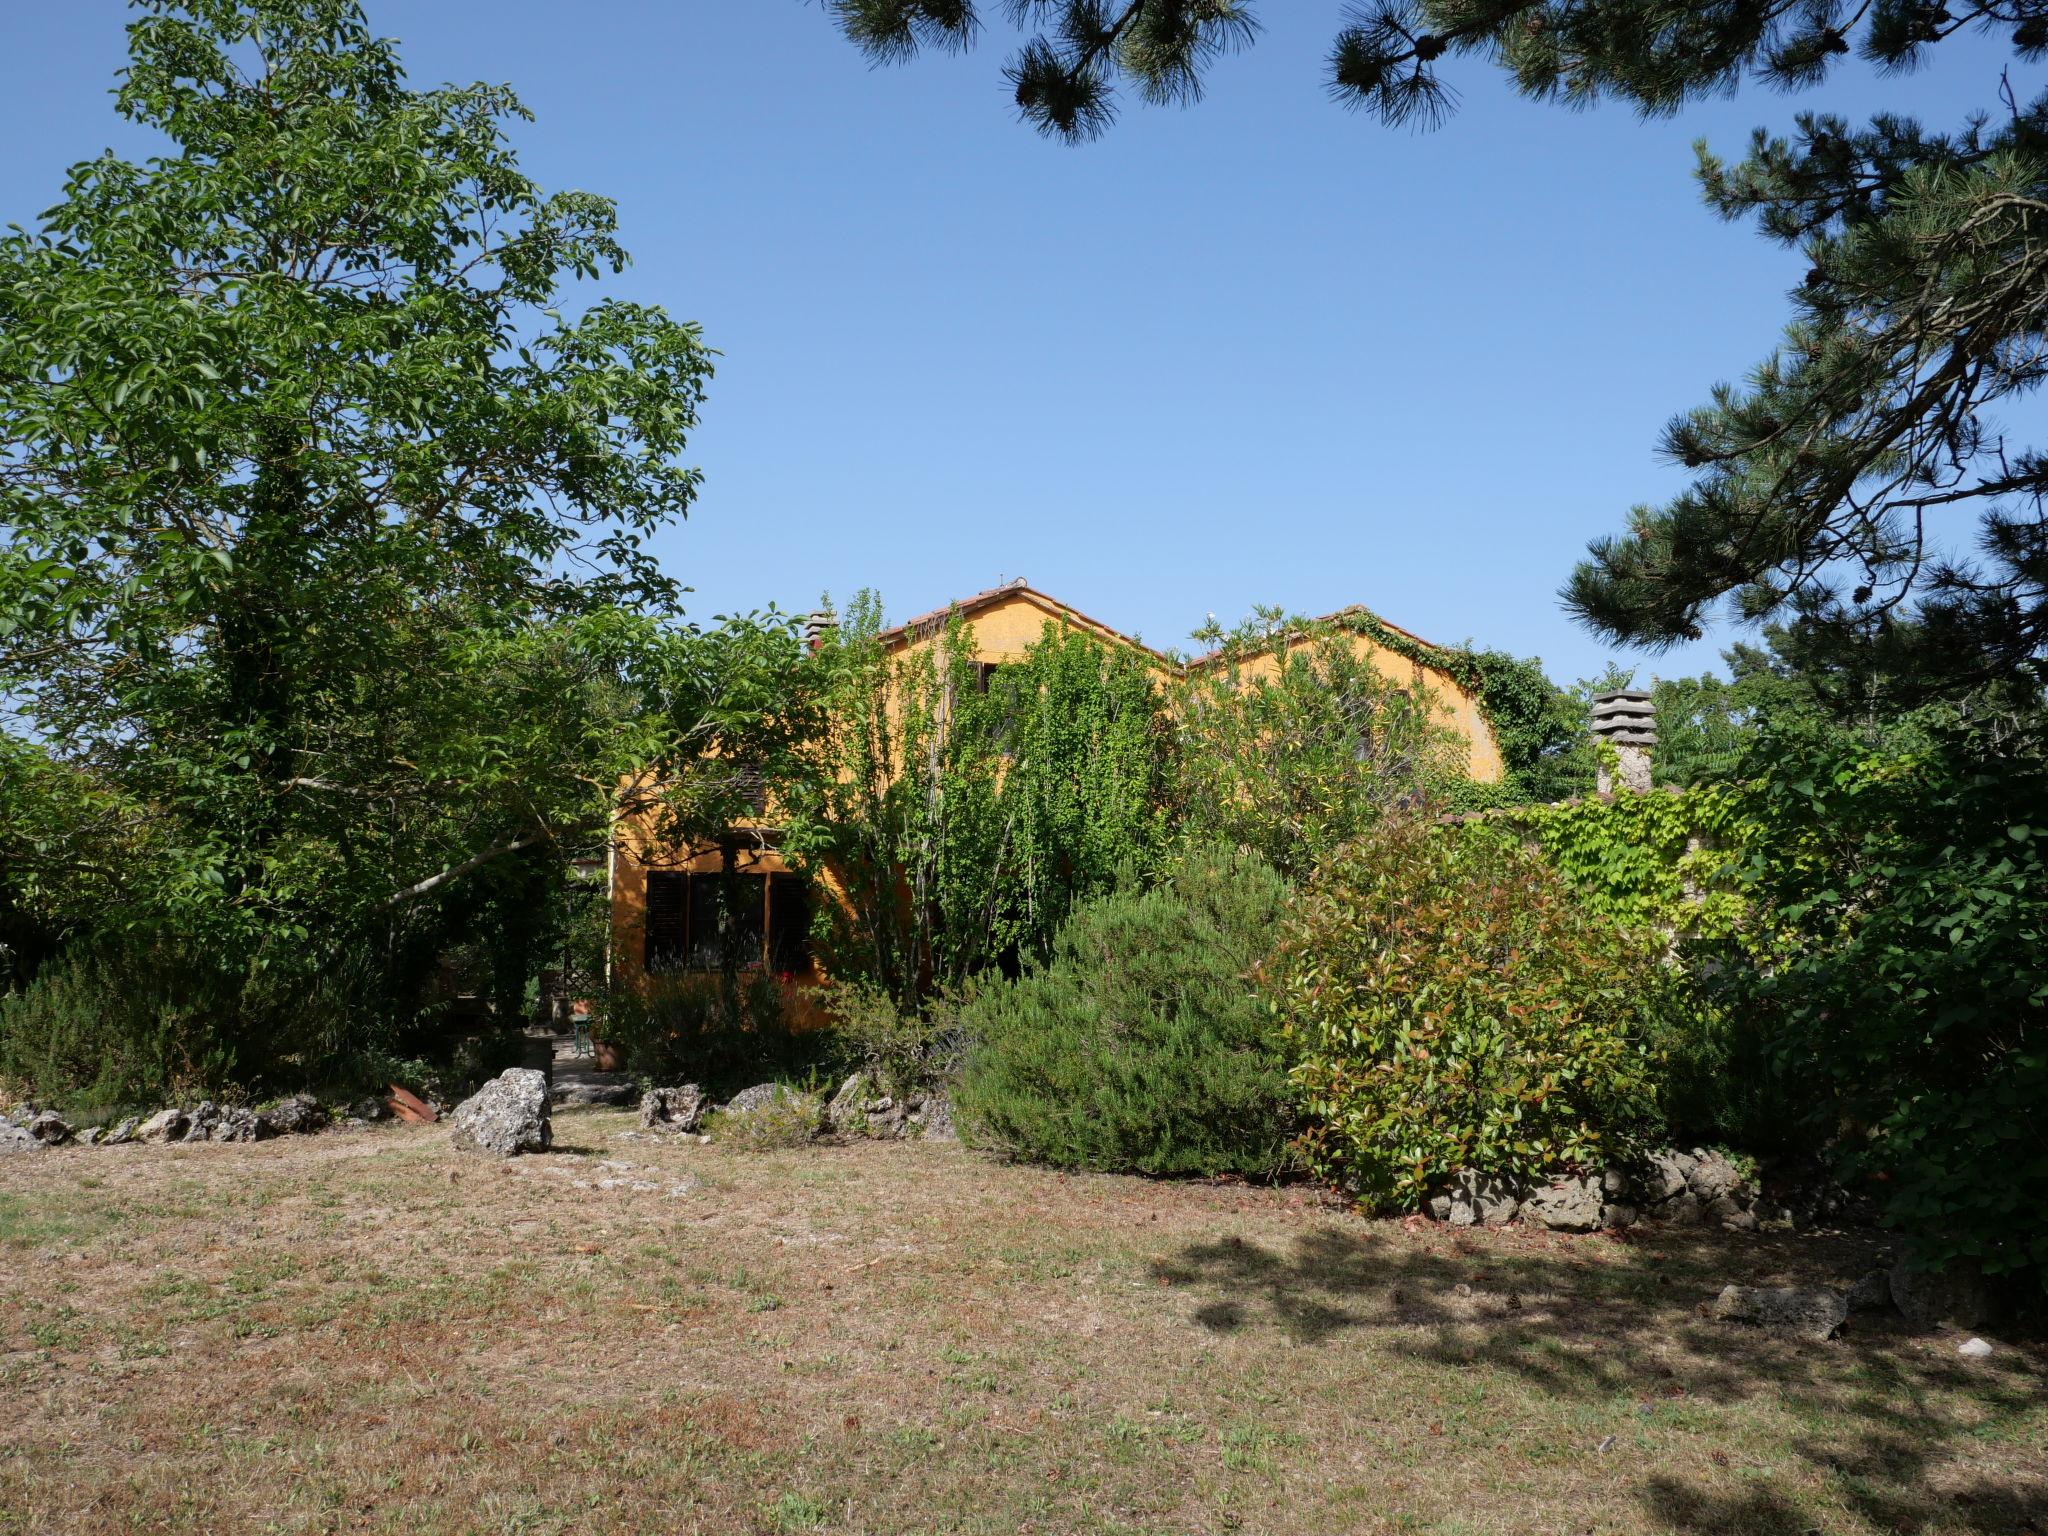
1, 1113, 2042, 1536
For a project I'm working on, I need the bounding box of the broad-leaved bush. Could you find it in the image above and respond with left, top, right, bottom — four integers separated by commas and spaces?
1279, 816, 1661, 1211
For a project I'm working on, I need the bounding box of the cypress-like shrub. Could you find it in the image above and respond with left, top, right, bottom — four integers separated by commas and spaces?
953, 846, 1292, 1177
1278, 815, 1662, 1211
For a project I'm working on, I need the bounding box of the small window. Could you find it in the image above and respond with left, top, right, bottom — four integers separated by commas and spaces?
768, 872, 813, 972
644, 871, 689, 972
687, 870, 766, 970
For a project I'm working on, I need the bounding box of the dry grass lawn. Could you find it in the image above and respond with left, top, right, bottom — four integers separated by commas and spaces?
2, 1111, 2043, 1535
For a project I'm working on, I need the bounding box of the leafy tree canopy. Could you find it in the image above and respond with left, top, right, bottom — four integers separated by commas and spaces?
0, 0, 761, 1081
820, 0, 2048, 705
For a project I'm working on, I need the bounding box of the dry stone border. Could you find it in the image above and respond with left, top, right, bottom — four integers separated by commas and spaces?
1426, 1147, 1794, 1235
0, 1093, 331, 1153
633, 1078, 958, 1146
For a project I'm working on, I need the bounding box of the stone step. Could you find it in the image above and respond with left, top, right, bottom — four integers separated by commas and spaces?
550, 1069, 637, 1108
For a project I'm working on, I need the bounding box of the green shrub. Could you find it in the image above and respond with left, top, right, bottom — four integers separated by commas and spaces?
599, 972, 834, 1097
705, 1086, 825, 1151
0, 944, 240, 1119
953, 845, 1293, 1177
1278, 816, 1662, 1211
823, 981, 968, 1099
1717, 709, 2048, 1291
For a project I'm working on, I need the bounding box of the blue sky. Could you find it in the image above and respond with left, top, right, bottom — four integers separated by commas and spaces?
3, 4, 2022, 683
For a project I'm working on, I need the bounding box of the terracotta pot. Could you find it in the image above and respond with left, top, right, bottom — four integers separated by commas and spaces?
591, 1039, 625, 1073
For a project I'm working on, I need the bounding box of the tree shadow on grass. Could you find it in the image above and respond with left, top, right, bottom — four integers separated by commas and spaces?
1151, 1223, 2047, 1534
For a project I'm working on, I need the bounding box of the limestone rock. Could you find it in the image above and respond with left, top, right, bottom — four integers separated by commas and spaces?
721, 1083, 785, 1118
25, 1110, 73, 1146
103, 1118, 139, 1146
1641, 1151, 1690, 1202
136, 1108, 189, 1144
1524, 1177, 1603, 1233
639, 1085, 707, 1134
1600, 1202, 1640, 1230
824, 1074, 869, 1136
1712, 1284, 1846, 1341
864, 1095, 911, 1139
1887, 1260, 1992, 1330
257, 1094, 327, 1138
1689, 1151, 1743, 1201
211, 1106, 260, 1143
182, 1102, 221, 1142
1705, 1193, 1753, 1229
1435, 1170, 1522, 1227
0, 1123, 41, 1155
449, 1068, 552, 1157
1845, 1269, 1892, 1314
1657, 1192, 1703, 1227
917, 1093, 957, 1142
1957, 1337, 1994, 1359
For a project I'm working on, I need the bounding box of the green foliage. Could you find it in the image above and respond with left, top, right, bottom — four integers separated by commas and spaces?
1278, 816, 1662, 1212
954, 846, 1294, 1177
1715, 709, 2048, 1289
705, 1086, 825, 1152
1507, 786, 1750, 945
1173, 612, 1460, 880
823, 982, 967, 1099
786, 596, 1165, 1010
0, 944, 238, 1119
598, 973, 829, 1099
0, 4, 823, 1098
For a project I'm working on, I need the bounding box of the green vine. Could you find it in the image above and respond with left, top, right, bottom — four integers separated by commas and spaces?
1457, 785, 1752, 943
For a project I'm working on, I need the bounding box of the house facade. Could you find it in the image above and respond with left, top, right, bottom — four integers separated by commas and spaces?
606, 579, 1503, 991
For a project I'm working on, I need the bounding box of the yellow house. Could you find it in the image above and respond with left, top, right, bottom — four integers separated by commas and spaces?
607, 579, 1502, 991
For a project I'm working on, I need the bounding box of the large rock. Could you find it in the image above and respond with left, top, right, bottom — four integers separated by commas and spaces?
712, 1084, 824, 1147
1887, 1260, 1992, 1330
103, 1117, 140, 1146
639, 1085, 707, 1134
182, 1101, 222, 1142
1845, 1269, 1893, 1314
1429, 1170, 1522, 1227
257, 1094, 327, 1138
916, 1093, 957, 1142
1656, 1192, 1704, 1227
1706, 1194, 1756, 1230
1524, 1176, 1603, 1233
1712, 1283, 1846, 1341
721, 1083, 786, 1117
1638, 1151, 1690, 1202
449, 1068, 552, 1157
1688, 1151, 1744, 1201
210, 1107, 260, 1143
25, 1110, 73, 1146
135, 1108, 189, 1144
824, 1074, 870, 1136
0, 1123, 41, 1155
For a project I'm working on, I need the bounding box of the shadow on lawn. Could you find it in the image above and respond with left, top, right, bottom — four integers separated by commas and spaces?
1151, 1223, 2047, 1535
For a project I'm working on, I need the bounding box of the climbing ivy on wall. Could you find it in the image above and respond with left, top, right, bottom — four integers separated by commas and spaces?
1465, 787, 1752, 944
783, 596, 1165, 1011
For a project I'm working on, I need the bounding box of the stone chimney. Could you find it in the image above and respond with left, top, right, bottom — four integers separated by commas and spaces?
1591, 690, 1656, 794
803, 610, 836, 652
